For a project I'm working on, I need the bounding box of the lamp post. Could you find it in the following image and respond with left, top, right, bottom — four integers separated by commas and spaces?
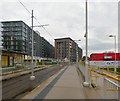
83, 0, 90, 87
109, 35, 117, 73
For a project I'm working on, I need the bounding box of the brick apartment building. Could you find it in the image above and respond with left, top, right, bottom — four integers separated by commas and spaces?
55, 37, 82, 62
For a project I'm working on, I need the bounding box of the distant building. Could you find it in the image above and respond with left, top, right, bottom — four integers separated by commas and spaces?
78, 47, 83, 61
90, 52, 120, 61
90, 52, 120, 67
41, 37, 54, 58
55, 37, 82, 62
1, 21, 54, 65
1, 21, 32, 55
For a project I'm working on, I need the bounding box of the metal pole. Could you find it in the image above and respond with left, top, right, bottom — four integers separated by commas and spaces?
31, 10, 34, 76
114, 36, 116, 73
85, 0, 89, 83
109, 35, 117, 73
86, 0, 88, 63
30, 10, 35, 80
83, 0, 90, 87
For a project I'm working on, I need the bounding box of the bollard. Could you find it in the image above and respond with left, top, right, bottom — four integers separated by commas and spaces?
30, 75, 35, 81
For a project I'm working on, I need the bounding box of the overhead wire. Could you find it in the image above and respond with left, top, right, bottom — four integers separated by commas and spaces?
18, 0, 31, 15
34, 17, 54, 39
18, 0, 55, 40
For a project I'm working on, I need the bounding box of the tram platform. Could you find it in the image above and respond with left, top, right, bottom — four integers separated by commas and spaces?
21, 64, 118, 100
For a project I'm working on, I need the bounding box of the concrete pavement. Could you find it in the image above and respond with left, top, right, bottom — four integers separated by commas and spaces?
41, 65, 86, 99
22, 64, 109, 99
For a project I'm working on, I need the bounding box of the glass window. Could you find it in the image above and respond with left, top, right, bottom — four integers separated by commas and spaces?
11, 41, 13, 45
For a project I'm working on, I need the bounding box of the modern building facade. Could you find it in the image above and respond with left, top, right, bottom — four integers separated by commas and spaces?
55, 37, 82, 62
39, 37, 54, 58
1, 21, 54, 66
78, 47, 83, 62
1, 21, 31, 54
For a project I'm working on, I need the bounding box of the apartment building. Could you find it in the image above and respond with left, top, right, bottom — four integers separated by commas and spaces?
55, 37, 82, 62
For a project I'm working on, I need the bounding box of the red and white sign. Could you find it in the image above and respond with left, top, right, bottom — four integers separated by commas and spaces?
104, 56, 112, 59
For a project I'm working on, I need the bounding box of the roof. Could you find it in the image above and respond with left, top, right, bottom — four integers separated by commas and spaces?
1, 20, 30, 29
55, 37, 74, 42
1, 20, 23, 23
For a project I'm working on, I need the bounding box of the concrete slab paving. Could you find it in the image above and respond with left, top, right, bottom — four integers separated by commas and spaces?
34, 64, 105, 99
21, 67, 68, 99
45, 86, 86, 99
43, 65, 86, 99
22, 64, 119, 100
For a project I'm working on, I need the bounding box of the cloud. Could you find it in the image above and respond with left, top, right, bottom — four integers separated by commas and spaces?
0, 1, 118, 56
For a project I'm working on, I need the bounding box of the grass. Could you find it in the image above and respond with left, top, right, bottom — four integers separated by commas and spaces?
101, 67, 120, 74
109, 68, 120, 74
2, 63, 56, 75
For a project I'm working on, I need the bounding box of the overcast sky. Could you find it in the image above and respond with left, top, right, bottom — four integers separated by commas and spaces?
0, 0, 118, 56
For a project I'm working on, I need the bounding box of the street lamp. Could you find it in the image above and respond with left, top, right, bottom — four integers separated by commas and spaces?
83, 0, 90, 87
109, 35, 117, 73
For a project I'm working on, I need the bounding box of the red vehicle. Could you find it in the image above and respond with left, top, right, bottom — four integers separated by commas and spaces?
90, 53, 120, 61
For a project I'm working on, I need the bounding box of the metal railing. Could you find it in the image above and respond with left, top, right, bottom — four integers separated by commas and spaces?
103, 77, 120, 99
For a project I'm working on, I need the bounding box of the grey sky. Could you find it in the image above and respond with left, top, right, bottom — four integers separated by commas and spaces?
0, 0, 118, 56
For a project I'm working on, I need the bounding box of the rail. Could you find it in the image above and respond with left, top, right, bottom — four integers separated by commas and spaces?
102, 72, 120, 82
103, 77, 120, 99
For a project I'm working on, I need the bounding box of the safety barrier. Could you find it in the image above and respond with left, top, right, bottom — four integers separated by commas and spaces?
78, 63, 91, 84
78, 64, 85, 77
103, 77, 120, 99
102, 72, 120, 82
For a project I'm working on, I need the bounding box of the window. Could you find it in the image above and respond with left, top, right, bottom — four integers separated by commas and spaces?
16, 46, 18, 50
11, 41, 13, 45
10, 46, 14, 50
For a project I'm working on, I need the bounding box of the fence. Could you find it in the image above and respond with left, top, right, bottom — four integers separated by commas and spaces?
103, 77, 120, 99
89, 61, 120, 67
2, 62, 44, 76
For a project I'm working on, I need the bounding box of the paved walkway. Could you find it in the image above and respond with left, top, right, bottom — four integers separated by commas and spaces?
22, 64, 109, 99
37, 65, 86, 99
